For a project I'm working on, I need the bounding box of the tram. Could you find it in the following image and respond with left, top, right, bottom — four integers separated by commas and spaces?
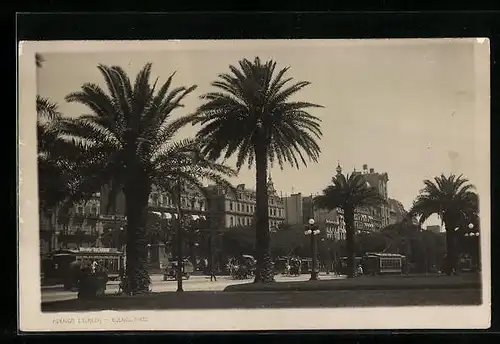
41, 247, 124, 288
362, 252, 407, 275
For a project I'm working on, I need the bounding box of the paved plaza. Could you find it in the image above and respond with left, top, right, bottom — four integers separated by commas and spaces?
41, 273, 345, 303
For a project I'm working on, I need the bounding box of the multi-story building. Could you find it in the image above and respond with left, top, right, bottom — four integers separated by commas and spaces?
39, 193, 105, 252
99, 183, 211, 269
99, 183, 209, 222
352, 163, 391, 229
283, 192, 304, 225
301, 196, 346, 241
293, 163, 390, 240
41, 175, 287, 255
206, 175, 285, 232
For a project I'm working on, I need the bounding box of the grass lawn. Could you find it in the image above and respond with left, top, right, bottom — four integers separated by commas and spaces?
42, 288, 482, 312
224, 273, 482, 292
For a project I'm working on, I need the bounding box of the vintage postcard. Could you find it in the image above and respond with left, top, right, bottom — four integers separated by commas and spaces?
18, 39, 490, 332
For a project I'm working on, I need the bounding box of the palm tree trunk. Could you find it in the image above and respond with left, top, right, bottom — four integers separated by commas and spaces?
442, 214, 458, 275
344, 208, 356, 278
123, 178, 151, 294
253, 143, 274, 283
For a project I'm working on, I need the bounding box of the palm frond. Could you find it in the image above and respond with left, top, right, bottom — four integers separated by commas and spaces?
409, 173, 478, 229
195, 57, 323, 171
37, 96, 62, 121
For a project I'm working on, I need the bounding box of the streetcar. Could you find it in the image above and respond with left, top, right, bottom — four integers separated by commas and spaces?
41, 247, 124, 289
361, 252, 407, 275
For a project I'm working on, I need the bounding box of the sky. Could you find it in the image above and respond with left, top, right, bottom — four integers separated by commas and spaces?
36, 39, 484, 227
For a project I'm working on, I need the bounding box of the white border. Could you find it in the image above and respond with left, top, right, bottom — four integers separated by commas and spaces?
18, 39, 491, 331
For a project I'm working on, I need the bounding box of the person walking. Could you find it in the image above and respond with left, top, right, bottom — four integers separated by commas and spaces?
210, 266, 217, 282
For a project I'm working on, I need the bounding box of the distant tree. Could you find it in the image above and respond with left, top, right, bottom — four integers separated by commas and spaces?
409, 174, 477, 274
314, 170, 385, 278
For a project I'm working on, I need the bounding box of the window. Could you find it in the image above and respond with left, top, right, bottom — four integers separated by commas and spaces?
237, 203, 241, 212
91, 207, 97, 216
246, 205, 249, 213
230, 202, 233, 211
230, 217, 234, 227
246, 218, 249, 226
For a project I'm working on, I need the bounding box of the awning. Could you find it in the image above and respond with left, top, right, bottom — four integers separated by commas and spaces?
164, 213, 172, 219
151, 211, 162, 217
192, 215, 199, 220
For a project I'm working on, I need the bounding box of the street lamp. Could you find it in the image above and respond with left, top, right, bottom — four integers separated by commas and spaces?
304, 218, 320, 281
420, 228, 428, 275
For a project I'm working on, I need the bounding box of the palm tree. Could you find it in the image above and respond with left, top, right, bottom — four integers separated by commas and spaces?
153, 138, 237, 292
314, 167, 385, 278
55, 63, 198, 294
192, 57, 323, 283
36, 53, 76, 251
409, 174, 478, 275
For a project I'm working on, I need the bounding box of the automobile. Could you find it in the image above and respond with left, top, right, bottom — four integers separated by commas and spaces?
163, 259, 194, 281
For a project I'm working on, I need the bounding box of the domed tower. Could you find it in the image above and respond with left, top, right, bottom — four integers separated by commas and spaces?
267, 173, 275, 193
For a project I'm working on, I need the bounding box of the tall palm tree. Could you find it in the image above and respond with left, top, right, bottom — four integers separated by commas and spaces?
314, 168, 385, 278
55, 63, 198, 294
409, 174, 478, 275
192, 57, 323, 283
153, 138, 237, 292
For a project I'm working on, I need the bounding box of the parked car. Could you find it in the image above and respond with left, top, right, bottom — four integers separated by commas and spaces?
163, 259, 194, 281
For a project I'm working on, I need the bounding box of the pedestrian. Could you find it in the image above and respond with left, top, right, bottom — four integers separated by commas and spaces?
357, 264, 363, 276
210, 266, 217, 282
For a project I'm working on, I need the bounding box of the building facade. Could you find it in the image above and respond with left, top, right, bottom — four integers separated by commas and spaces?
39, 193, 106, 253
300, 196, 346, 241
206, 176, 285, 231
352, 164, 391, 229
283, 192, 304, 225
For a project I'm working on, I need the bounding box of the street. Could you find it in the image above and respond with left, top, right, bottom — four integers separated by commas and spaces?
41, 273, 345, 303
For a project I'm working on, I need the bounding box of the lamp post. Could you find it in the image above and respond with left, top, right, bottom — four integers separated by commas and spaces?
304, 218, 320, 281
464, 223, 479, 270
419, 228, 428, 275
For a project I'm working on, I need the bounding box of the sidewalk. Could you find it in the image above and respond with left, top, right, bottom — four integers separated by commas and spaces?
41, 273, 217, 291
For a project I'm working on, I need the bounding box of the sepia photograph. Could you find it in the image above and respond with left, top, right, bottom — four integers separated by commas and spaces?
18, 39, 490, 331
